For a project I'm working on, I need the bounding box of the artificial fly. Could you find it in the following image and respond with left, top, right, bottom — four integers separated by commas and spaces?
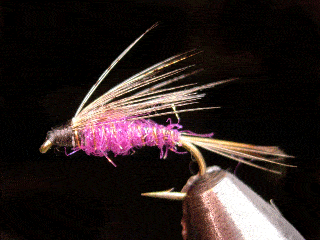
40, 23, 295, 177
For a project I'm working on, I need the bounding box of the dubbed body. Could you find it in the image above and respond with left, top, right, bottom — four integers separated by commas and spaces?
74, 119, 181, 158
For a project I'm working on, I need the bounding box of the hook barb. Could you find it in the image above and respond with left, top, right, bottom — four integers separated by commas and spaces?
141, 188, 186, 200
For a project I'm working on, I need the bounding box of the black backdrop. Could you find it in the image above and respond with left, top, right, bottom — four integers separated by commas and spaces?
1, 1, 320, 239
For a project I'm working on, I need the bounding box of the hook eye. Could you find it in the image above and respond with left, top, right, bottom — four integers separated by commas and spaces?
39, 140, 53, 153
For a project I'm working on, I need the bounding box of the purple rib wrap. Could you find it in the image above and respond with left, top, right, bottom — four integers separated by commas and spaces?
75, 119, 182, 159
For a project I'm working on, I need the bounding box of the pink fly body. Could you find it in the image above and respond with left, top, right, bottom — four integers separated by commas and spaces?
40, 23, 295, 174
76, 119, 181, 159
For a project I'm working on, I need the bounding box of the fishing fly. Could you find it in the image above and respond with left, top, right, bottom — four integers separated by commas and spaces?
40, 23, 294, 175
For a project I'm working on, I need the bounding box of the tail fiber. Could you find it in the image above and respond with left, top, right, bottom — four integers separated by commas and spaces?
180, 135, 295, 174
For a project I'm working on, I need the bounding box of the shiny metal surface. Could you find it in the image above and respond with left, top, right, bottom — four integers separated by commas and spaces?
181, 167, 305, 240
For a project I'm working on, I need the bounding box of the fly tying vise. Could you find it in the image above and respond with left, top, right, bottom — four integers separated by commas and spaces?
40, 23, 295, 188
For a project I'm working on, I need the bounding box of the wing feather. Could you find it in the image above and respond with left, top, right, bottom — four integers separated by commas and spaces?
72, 49, 236, 128
74, 23, 159, 117
74, 50, 200, 119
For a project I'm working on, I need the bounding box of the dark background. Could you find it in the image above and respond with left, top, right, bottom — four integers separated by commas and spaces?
1, 1, 320, 239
